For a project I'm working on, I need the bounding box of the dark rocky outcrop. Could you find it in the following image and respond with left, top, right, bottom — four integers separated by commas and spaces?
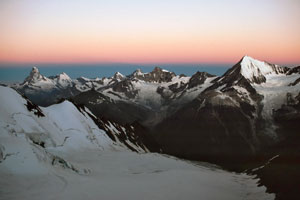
71, 101, 160, 153
187, 71, 215, 89
129, 67, 176, 83
112, 79, 138, 98
153, 91, 260, 170
250, 93, 300, 200
288, 77, 300, 86
70, 89, 153, 126
286, 66, 300, 75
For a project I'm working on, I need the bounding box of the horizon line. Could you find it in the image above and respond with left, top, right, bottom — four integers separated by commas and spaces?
0, 61, 234, 67
1, 59, 299, 66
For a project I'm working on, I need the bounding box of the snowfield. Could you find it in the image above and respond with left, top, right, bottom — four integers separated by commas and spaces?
0, 151, 275, 200
0, 86, 274, 200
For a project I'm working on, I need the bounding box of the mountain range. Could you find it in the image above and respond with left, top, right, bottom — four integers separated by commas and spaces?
3, 55, 300, 199
0, 82, 273, 200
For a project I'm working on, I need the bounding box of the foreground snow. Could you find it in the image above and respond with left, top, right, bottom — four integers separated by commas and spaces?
0, 86, 274, 200
0, 150, 274, 200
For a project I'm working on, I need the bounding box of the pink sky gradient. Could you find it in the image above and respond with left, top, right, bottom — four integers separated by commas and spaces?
0, 0, 299, 65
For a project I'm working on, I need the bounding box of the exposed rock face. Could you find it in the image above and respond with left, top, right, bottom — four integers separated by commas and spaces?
187, 71, 215, 89
154, 89, 261, 169
129, 67, 176, 83
289, 77, 300, 86
273, 92, 300, 148
113, 72, 125, 81
249, 92, 300, 200
166, 71, 216, 94
112, 79, 138, 98
287, 66, 300, 75
70, 89, 154, 126
71, 102, 159, 153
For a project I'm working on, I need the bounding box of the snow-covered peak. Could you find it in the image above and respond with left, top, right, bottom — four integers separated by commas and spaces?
55, 72, 71, 81
54, 72, 72, 87
241, 56, 273, 77
238, 55, 286, 84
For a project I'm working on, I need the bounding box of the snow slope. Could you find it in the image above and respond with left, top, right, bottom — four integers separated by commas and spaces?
0, 151, 275, 200
0, 86, 274, 200
240, 56, 285, 83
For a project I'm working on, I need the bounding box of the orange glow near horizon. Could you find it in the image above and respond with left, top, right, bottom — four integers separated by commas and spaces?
0, 0, 299, 65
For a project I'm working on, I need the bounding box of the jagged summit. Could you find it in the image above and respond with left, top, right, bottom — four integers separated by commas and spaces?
187, 71, 215, 89
130, 69, 144, 78
113, 72, 125, 80
29, 66, 41, 78
31, 66, 39, 74
147, 67, 175, 83
23, 66, 48, 84
129, 67, 175, 83
152, 66, 171, 73
153, 66, 163, 72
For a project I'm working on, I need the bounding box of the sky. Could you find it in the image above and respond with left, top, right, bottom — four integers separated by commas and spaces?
0, 0, 299, 65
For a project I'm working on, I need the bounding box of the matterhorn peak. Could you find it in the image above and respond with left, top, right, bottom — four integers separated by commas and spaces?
31, 66, 39, 74
23, 66, 45, 84
29, 66, 42, 78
